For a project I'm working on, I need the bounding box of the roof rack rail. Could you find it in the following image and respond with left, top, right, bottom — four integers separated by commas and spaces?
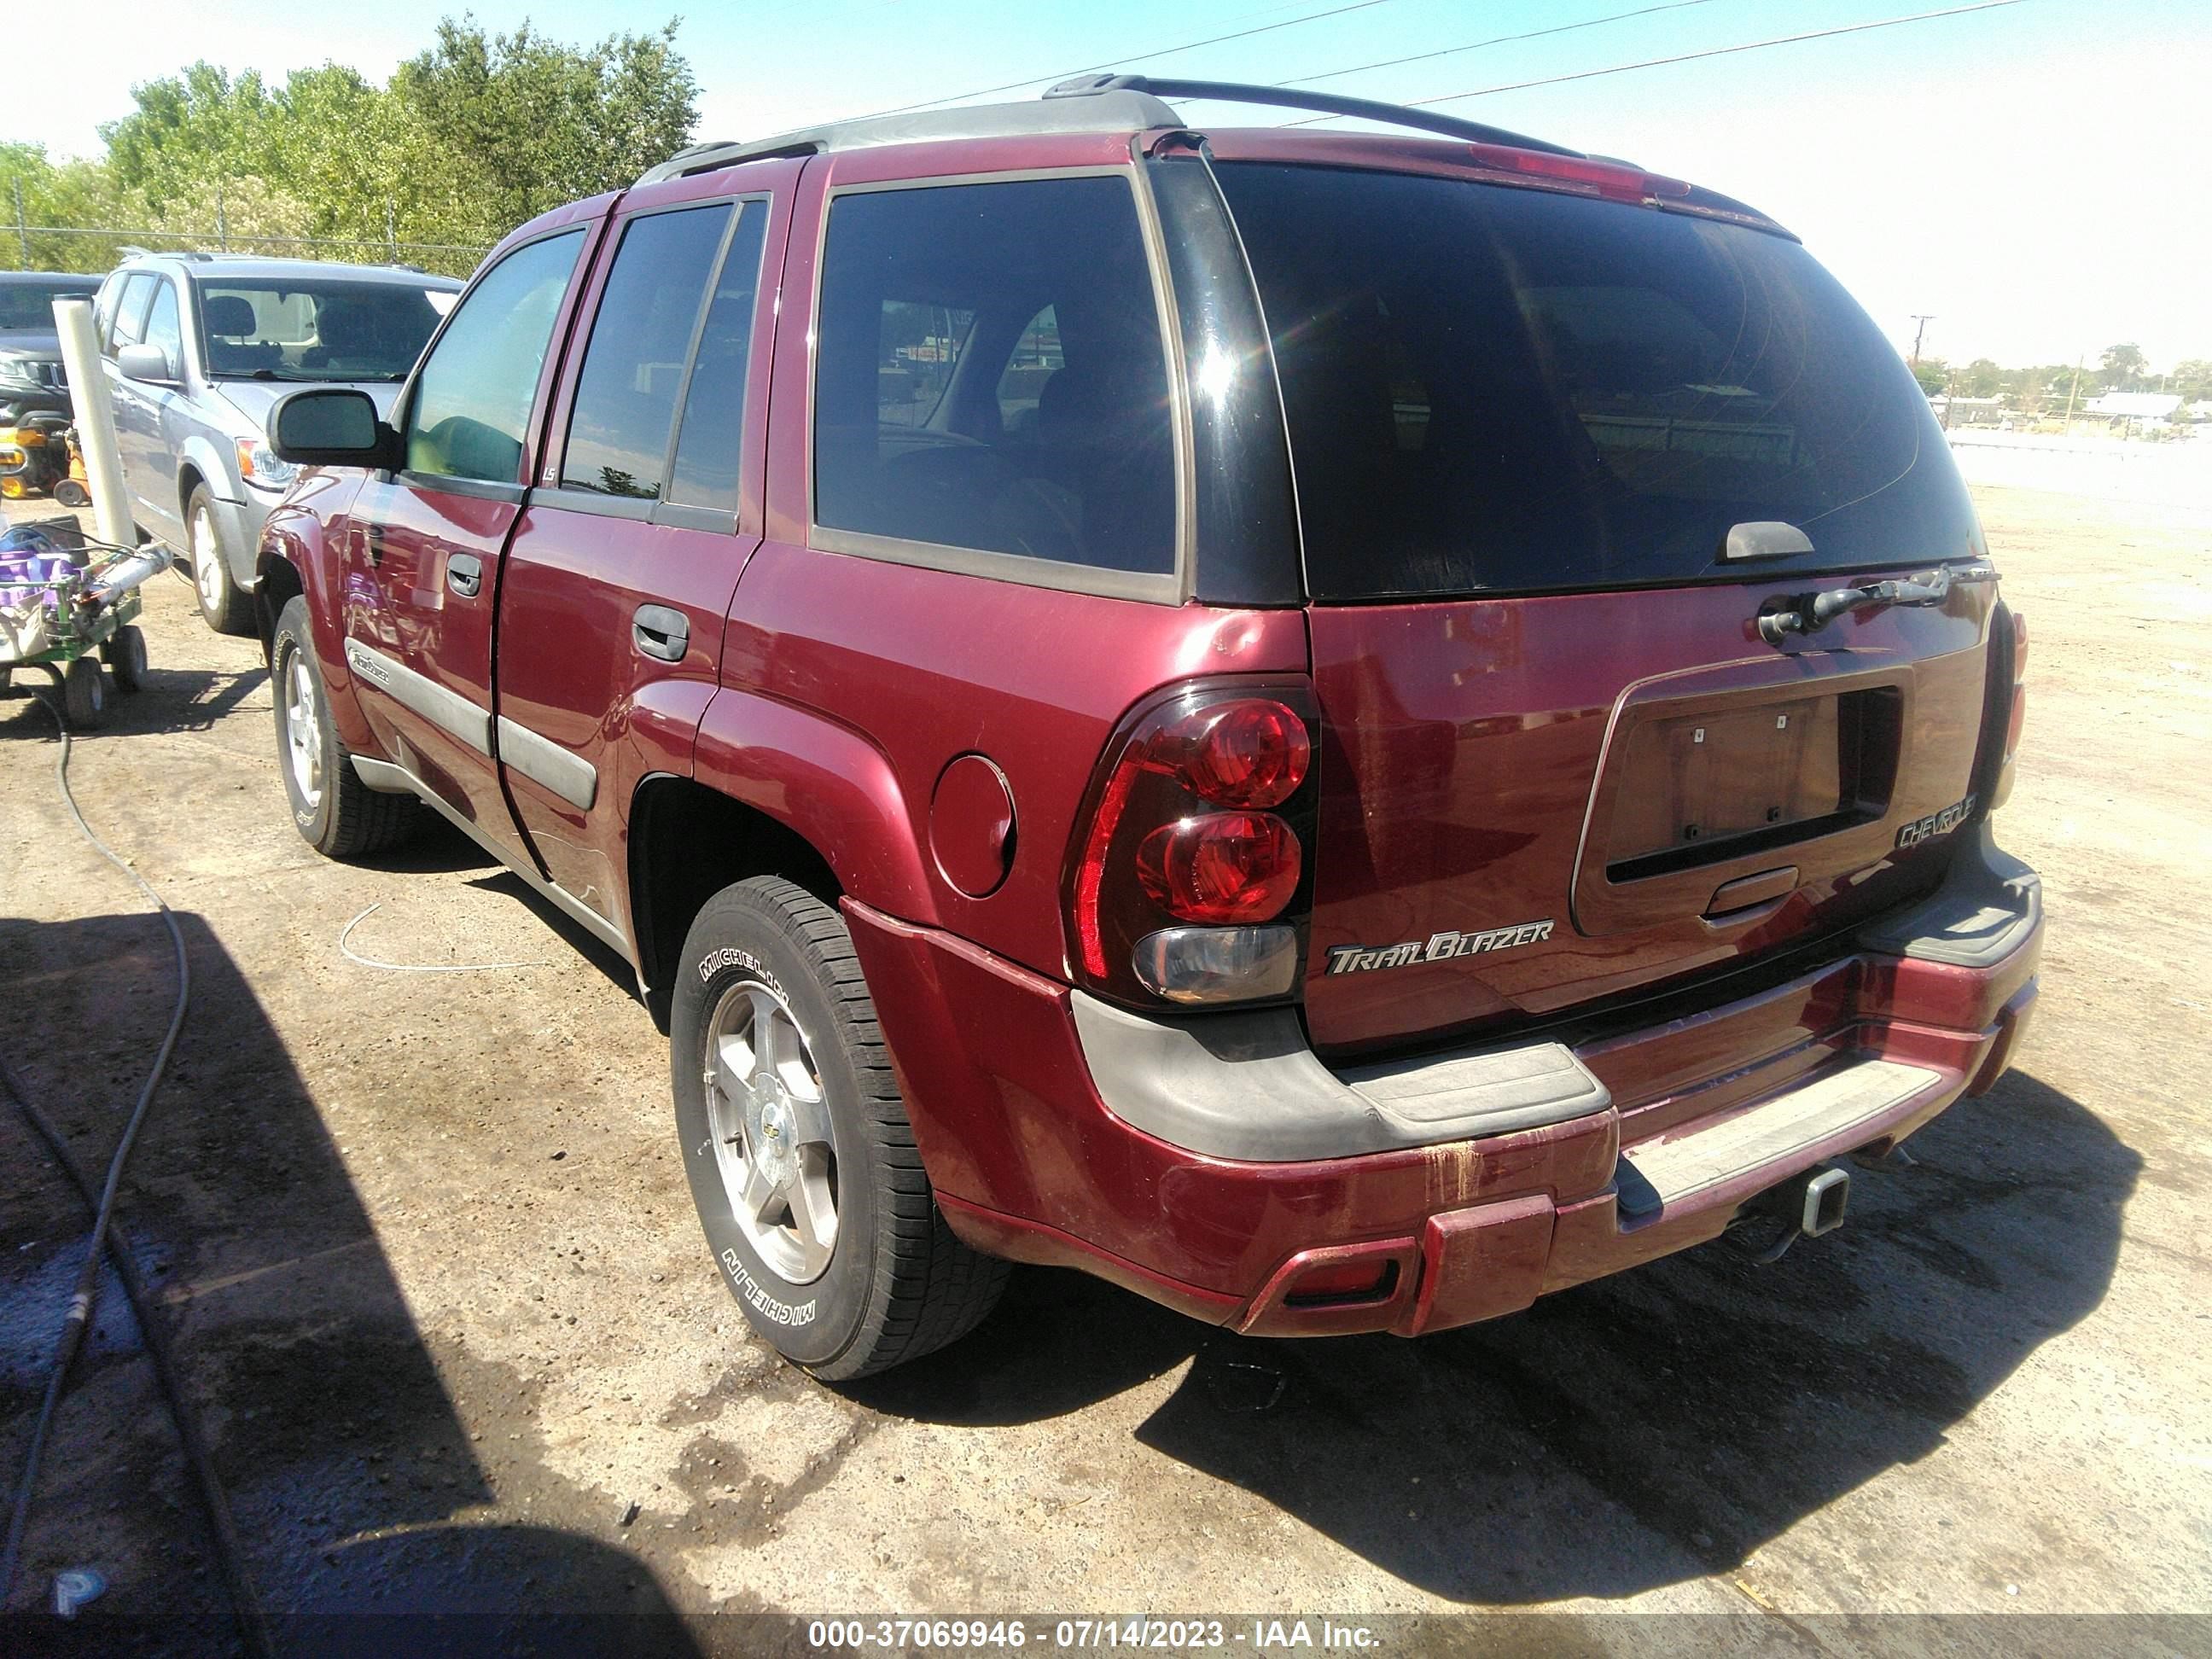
1044, 74, 1583, 159
637, 85, 1183, 184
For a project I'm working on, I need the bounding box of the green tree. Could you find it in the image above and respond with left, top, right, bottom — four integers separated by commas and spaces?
1957, 357, 2005, 399
2168, 359, 2212, 403
1911, 358, 1949, 397
388, 17, 698, 246
2098, 341, 2148, 391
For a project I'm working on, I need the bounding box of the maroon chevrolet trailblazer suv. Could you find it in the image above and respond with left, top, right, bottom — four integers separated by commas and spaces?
255, 75, 2041, 1380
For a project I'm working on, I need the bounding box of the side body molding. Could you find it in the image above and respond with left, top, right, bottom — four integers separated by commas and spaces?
691, 685, 940, 928
344, 638, 491, 754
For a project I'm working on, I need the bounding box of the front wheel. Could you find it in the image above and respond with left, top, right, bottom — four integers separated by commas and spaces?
186, 485, 253, 636
271, 596, 420, 858
62, 655, 106, 728
671, 876, 1007, 1380
102, 624, 147, 693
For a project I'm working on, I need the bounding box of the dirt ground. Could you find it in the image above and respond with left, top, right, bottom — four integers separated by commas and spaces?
2, 477, 2208, 1650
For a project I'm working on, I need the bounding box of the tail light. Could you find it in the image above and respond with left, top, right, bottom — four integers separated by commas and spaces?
1980, 603, 2028, 813
1067, 680, 1319, 1007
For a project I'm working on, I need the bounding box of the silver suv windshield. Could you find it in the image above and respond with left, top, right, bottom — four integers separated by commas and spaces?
195, 278, 457, 381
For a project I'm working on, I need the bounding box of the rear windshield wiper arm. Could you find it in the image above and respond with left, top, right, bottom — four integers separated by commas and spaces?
1759, 567, 1954, 643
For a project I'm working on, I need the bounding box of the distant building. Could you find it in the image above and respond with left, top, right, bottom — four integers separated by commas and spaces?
1929, 393, 2008, 428
2083, 392, 2183, 429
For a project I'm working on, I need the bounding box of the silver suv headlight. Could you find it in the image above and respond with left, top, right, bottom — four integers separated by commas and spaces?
236, 436, 299, 492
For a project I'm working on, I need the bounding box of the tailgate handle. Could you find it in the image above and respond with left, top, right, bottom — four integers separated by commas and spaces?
632, 604, 689, 662
1704, 866, 1798, 922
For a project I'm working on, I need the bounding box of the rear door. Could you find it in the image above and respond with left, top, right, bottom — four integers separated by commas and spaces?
493, 161, 792, 932
339, 224, 597, 861
1213, 159, 2000, 1055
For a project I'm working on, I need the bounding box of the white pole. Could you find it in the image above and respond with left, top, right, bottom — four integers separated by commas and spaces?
52, 298, 133, 550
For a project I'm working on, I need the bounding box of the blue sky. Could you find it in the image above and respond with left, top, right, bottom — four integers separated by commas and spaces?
18, 0, 2210, 366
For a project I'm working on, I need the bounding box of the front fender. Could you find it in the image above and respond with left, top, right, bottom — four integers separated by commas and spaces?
258, 474, 378, 756
692, 686, 940, 928
175, 432, 247, 562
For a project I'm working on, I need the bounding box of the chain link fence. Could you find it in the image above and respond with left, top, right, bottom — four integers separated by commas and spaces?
7, 197, 491, 281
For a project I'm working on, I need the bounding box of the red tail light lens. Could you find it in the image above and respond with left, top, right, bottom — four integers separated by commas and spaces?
1165, 698, 1310, 809
1066, 681, 1319, 1004
1137, 812, 1301, 924
2011, 611, 2029, 682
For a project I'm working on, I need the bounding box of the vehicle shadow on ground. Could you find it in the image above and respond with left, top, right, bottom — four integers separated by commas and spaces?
0, 663, 268, 738
855, 1068, 2136, 1604
0, 909, 689, 1638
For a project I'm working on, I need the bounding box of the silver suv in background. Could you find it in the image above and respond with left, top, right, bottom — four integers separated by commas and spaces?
93, 254, 462, 632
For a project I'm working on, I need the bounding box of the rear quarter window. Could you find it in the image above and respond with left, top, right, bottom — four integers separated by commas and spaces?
1214, 161, 1977, 600
812, 175, 1177, 580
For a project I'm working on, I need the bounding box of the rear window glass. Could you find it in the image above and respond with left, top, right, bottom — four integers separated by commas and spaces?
1214, 162, 1976, 600
813, 176, 1175, 577
0, 280, 95, 330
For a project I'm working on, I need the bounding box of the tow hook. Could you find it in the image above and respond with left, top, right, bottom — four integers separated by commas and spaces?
1732, 1164, 1851, 1264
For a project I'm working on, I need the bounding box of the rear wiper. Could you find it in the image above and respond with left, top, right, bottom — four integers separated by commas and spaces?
1758, 566, 1959, 643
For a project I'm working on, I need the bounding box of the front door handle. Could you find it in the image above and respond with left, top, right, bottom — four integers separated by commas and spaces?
632, 604, 689, 662
446, 552, 482, 598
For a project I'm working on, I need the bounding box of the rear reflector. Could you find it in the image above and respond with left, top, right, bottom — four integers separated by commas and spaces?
1284, 1256, 1397, 1307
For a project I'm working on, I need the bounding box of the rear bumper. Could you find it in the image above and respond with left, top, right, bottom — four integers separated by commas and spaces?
846, 829, 2040, 1339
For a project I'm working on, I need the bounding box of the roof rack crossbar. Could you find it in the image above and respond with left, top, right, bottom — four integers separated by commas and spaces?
1044, 73, 1583, 159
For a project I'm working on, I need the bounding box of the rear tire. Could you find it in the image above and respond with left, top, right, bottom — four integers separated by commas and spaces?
672, 876, 1007, 1380
271, 595, 420, 858
186, 484, 253, 637
62, 655, 106, 728
102, 625, 147, 693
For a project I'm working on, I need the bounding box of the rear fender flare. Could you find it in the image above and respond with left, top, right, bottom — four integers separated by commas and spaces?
692, 687, 939, 927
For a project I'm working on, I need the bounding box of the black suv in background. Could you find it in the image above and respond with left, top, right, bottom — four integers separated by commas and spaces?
0, 271, 103, 422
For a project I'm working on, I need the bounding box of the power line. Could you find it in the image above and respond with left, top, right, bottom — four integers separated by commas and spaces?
830, 0, 1405, 125
1279, 0, 1726, 90
1279, 0, 2028, 121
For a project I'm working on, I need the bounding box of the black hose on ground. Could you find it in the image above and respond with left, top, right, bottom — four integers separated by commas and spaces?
0, 693, 270, 1656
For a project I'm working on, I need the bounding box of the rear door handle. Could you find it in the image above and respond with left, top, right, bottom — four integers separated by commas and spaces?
633, 604, 689, 662
446, 552, 482, 597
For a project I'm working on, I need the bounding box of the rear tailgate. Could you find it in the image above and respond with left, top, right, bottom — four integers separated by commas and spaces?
1304, 575, 1994, 1051
1211, 152, 1998, 1055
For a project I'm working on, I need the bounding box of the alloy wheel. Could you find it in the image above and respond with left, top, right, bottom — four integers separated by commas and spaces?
703, 977, 840, 1284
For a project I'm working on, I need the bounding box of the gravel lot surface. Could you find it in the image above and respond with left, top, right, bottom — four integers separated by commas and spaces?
2, 478, 2207, 1648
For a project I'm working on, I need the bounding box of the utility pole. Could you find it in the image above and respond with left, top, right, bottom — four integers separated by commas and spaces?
1909, 314, 1936, 366
2064, 356, 2084, 434
386, 201, 398, 265
216, 185, 229, 253
12, 176, 27, 266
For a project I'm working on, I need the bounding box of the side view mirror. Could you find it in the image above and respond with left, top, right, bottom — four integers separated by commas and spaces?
269, 387, 402, 470
115, 342, 177, 384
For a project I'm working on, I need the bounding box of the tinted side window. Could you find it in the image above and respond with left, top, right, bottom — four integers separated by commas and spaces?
141, 280, 182, 370
667, 204, 771, 512
406, 230, 585, 485
814, 177, 1175, 576
560, 206, 731, 498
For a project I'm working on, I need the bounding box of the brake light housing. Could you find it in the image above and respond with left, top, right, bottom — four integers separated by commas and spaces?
1066, 680, 1320, 1007
1980, 602, 2028, 813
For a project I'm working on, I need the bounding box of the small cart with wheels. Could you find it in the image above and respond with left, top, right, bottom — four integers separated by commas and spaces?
1, 521, 164, 729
